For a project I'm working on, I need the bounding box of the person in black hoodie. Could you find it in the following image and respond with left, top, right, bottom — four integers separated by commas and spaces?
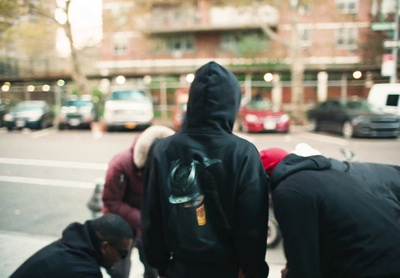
259, 147, 400, 278
141, 61, 269, 278
11, 214, 133, 278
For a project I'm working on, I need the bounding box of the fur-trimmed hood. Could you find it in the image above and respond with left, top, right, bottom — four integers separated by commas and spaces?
133, 125, 175, 168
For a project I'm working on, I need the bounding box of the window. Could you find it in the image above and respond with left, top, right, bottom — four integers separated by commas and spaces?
299, 28, 312, 48
113, 37, 128, 56
386, 94, 400, 106
166, 35, 195, 52
336, 0, 358, 14
111, 90, 148, 101
336, 28, 357, 49
220, 34, 238, 52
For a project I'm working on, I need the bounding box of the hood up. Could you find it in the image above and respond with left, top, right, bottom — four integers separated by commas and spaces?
270, 154, 332, 191
181, 61, 242, 132
60, 220, 102, 264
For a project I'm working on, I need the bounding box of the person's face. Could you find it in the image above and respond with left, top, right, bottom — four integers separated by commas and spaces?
100, 238, 133, 270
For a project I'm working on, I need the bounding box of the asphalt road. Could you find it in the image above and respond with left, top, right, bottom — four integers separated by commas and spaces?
0, 125, 399, 277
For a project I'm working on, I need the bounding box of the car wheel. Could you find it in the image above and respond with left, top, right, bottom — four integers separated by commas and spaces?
342, 121, 353, 139
308, 119, 319, 132
267, 217, 281, 248
40, 120, 46, 130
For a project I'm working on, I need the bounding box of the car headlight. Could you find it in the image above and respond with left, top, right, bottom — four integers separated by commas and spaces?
280, 114, 290, 122
4, 113, 13, 121
352, 116, 370, 125
245, 114, 258, 122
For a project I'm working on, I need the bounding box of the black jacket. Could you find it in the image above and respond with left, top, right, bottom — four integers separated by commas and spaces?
141, 61, 269, 278
11, 220, 103, 278
271, 154, 400, 278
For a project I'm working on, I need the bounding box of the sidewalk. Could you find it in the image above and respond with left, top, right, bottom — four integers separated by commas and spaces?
0, 231, 285, 278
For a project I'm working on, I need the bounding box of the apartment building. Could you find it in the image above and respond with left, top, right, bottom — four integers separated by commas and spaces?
98, 0, 393, 106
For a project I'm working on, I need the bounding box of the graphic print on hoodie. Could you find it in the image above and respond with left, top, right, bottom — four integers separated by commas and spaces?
167, 157, 222, 251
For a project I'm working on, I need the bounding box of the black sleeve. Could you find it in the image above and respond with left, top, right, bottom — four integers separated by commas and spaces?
141, 144, 170, 275
235, 147, 270, 277
273, 187, 322, 278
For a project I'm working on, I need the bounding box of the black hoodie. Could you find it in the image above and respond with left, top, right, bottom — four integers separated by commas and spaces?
271, 154, 400, 278
11, 220, 103, 278
141, 61, 269, 278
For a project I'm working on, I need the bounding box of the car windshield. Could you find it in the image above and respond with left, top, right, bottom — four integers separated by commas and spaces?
344, 100, 371, 111
66, 99, 93, 108
248, 100, 276, 110
13, 102, 44, 112
111, 90, 148, 101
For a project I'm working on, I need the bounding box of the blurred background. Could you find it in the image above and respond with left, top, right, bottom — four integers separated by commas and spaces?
1, 0, 400, 130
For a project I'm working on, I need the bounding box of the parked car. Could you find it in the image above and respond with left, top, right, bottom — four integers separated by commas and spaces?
58, 95, 98, 130
104, 88, 154, 131
237, 99, 290, 133
307, 98, 400, 138
0, 100, 8, 127
3, 100, 54, 131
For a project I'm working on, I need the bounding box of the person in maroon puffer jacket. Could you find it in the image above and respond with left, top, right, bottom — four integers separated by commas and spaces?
102, 125, 175, 278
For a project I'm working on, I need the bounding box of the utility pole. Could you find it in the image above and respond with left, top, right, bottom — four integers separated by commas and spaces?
391, 0, 399, 83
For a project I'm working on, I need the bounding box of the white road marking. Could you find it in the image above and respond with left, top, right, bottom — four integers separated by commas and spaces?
0, 175, 94, 189
299, 132, 348, 146
0, 157, 108, 170
31, 128, 57, 139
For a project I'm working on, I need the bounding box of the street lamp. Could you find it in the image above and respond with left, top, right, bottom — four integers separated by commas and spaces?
1, 83, 10, 92
264, 73, 273, 82
57, 79, 65, 87
27, 85, 35, 92
42, 84, 51, 92
116, 75, 126, 85
143, 75, 152, 85
353, 71, 362, 79
186, 73, 195, 83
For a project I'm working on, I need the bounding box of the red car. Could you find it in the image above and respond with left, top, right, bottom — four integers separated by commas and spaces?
238, 99, 290, 133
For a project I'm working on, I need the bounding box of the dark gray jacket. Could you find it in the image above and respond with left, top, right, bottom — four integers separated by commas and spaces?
271, 154, 400, 278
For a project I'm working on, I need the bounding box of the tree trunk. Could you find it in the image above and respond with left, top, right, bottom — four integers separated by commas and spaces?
289, 7, 306, 125
64, 0, 88, 95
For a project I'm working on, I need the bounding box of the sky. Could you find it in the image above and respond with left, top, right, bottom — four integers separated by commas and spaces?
56, 0, 103, 56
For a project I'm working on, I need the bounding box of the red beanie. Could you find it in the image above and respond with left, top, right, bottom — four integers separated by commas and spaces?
260, 148, 289, 176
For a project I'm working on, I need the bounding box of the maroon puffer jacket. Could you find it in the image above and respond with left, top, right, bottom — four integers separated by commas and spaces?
102, 126, 175, 237
102, 135, 143, 236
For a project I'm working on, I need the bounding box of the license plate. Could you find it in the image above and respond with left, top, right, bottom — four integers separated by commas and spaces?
69, 119, 80, 126
264, 120, 276, 130
16, 120, 25, 127
125, 122, 136, 129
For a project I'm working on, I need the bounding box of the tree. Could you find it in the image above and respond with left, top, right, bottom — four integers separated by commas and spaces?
1, 0, 89, 95
30, 0, 89, 95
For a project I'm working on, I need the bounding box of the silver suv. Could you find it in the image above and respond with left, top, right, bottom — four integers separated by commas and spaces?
104, 89, 154, 131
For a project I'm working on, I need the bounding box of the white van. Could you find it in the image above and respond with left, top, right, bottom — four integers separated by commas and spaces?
367, 83, 400, 116
104, 87, 154, 131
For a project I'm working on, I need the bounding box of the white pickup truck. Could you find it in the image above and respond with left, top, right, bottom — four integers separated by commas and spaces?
104, 88, 154, 131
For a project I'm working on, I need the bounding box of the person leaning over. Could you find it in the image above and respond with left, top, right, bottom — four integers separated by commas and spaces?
102, 125, 175, 278
260, 147, 400, 278
141, 61, 269, 278
11, 214, 133, 278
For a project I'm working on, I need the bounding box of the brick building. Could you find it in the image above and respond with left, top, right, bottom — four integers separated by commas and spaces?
97, 0, 395, 112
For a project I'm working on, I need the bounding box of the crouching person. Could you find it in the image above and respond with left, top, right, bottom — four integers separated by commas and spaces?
11, 214, 133, 278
